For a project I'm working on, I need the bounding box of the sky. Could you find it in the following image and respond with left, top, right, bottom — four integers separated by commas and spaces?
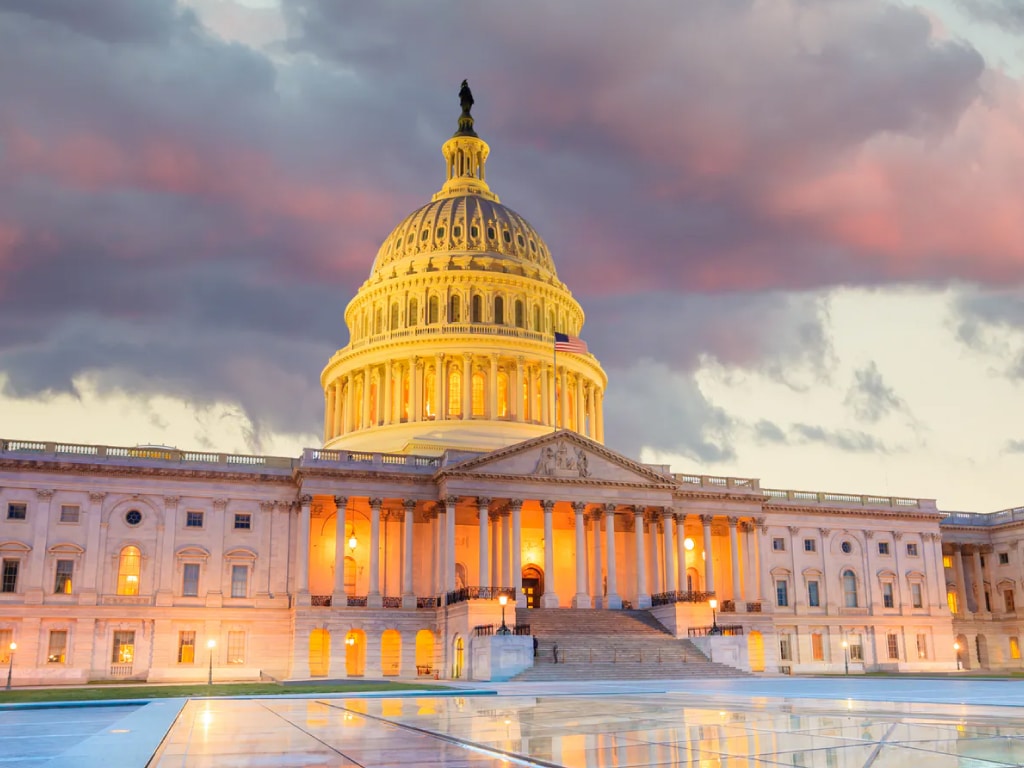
0, 0, 1022, 514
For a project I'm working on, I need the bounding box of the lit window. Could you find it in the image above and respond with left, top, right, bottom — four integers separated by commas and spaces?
231, 565, 248, 599
54, 560, 73, 594
7, 503, 26, 521
448, 370, 462, 417
849, 636, 864, 661
227, 631, 246, 665
116, 546, 140, 596
947, 590, 958, 613
943, 554, 953, 568
112, 631, 135, 664
59, 505, 80, 524
497, 372, 509, 418
178, 631, 196, 664
1005, 589, 1015, 612
186, 511, 204, 528
182, 563, 200, 597
233, 513, 251, 530
47, 631, 67, 664
472, 372, 485, 417
1011, 637, 1021, 660
0, 630, 11, 663
811, 632, 824, 661
916, 633, 927, 659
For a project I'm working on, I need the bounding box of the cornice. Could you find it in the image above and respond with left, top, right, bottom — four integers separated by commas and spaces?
0, 459, 295, 485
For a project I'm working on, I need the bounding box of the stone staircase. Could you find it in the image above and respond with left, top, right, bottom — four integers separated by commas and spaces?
510, 608, 748, 681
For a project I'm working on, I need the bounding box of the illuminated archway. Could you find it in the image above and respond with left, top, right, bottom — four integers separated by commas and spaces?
748, 630, 765, 672
415, 630, 435, 677
381, 629, 401, 677
345, 629, 366, 676
452, 635, 464, 679
309, 628, 330, 677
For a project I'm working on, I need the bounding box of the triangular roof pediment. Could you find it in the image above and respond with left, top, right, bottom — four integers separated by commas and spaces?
437, 430, 674, 489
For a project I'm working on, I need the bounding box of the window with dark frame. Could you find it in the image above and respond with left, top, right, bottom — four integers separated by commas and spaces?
54, 559, 73, 594
182, 563, 200, 596
807, 580, 820, 607
7, 503, 26, 520
803, 539, 815, 552
882, 582, 894, 608
1, 559, 19, 593
185, 511, 204, 528
906, 542, 919, 556
911, 582, 923, 608
230, 565, 247, 598
47, 630, 67, 664
59, 505, 80, 523
776, 579, 789, 607
878, 541, 890, 555
886, 633, 899, 660
233, 513, 251, 530
1000, 552, 1010, 565
773, 538, 786, 552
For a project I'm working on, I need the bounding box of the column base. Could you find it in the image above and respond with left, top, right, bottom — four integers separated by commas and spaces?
540, 592, 560, 608
572, 593, 592, 609
295, 591, 312, 607
402, 594, 417, 609
367, 593, 383, 609
605, 594, 622, 610
332, 592, 348, 607
635, 594, 651, 609
516, 594, 527, 609
593, 596, 604, 609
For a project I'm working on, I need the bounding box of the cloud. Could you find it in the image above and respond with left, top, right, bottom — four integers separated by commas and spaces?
844, 361, 906, 422
791, 423, 889, 453
754, 420, 787, 444
958, 0, 1024, 31
1006, 439, 1024, 453
952, 288, 1024, 379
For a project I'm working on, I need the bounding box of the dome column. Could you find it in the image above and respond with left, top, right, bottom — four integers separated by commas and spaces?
513, 357, 523, 421
435, 353, 445, 422
595, 389, 604, 442
576, 376, 585, 435
324, 387, 335, 443
345, 373, 354, 433
559, 367, 568, 428
383, 362, 393, 426
361, 366, 371, 430
540, 366, 550, 426
489, 355, 498, 418
462, 353, 472, 418
586, 383, 596, 439
334, 381, 344, 436
412, 357, 422, 423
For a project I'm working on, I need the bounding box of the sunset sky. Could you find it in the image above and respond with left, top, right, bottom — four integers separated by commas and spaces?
1, 0, 1022, 513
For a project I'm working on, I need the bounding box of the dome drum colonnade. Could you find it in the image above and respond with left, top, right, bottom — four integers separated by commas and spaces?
321, 89, 605, 455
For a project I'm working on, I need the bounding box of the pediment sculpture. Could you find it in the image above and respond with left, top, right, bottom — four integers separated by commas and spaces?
534, 440, 590, 478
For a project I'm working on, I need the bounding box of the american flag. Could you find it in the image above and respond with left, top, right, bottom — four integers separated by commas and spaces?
554, 332, 588, 354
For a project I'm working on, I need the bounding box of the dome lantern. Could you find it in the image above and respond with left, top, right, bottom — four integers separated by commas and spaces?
434, 80, 498, 203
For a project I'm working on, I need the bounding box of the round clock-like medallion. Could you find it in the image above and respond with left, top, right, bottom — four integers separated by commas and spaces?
125, 509, 142, 526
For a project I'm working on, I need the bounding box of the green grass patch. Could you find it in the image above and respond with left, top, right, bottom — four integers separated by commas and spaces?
0, 680, 451, 704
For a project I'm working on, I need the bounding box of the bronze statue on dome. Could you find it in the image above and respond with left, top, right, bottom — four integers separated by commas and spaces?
455, 79, 477, 137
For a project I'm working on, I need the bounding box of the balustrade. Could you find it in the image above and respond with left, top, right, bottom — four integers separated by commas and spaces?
445, 586, 516, 606
650, 590, 715, 606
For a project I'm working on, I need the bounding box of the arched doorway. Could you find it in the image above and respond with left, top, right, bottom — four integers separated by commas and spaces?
522, 565, 544, 609
748, 630, 765, 672
452, 635, 464, 679
309, 628, 330, 677
345, 629, 366, 676
415, 630, 435, 677
686, 568, 701, 594
955, 632, 969, 670
381, 629, 401, 677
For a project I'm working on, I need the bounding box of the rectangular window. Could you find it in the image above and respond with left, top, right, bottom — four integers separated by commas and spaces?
999, 552, 1010, 565
776, 579, 789, 607
811, 632, 824, 661
849, 636, 864, 662
803, 539, 816, 553
882, 582, 894, 608
779, 635, 792, 661
911, 583, 923, 609
111, 631, 135, 664
227, 631, 245, 665
47, 630, 67, 664
878, 541, 890, 555
231, 565, 248, 599
233, 513, 251, 530
185, 511, 204, 528
807, 580, 820, 607
942, 554, 952, 568
0, 630, 11, 663
54, 559, 74, 594
886, 633, 899, 660
905, 542, 918, 557
178, 631, 196, 664
1006, 589, 1016, 612
1, 559, 19, 593
7, 503, 26, 520
1011, 637, 1021, 660
916, 633, 927, 659
773, 538, 786, 552
182, 563, 200, 597
59, 505, 80, 523
947, 590, 958, 613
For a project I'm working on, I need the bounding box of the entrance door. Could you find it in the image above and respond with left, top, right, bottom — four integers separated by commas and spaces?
522, 565, 544, 608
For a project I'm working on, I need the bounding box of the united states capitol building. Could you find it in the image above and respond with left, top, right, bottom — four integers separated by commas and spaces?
1, 88, 1020, 685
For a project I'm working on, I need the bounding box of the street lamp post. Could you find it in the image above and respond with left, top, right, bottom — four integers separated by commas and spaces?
207, 639, 216, 685
498, 594, 511, 635
841, 640, 849, 675
5, 642, 15, 691
953, 641, 962, 670
708, 598, 722, 635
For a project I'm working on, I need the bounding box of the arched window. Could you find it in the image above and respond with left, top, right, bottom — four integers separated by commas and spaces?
424, 370, 436, 418
497, 371, 509, 418
450, 295, 461, 323
374, 308, 383, 335
494, 296, 504, 325
472, 371, 485, 416
448, 370, 462, 417
117, 545, 141, 596
390, 303, 399, 330
471, 294, 483, 323
532, 306, 541, 331
408, 298, 418, 327
548, 310, 555, 333
842, 569, 858, 608
515, 300, 524, 328
428, 296, 439, 324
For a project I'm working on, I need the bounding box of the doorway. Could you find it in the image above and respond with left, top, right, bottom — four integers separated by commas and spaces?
522, 565, 544, 608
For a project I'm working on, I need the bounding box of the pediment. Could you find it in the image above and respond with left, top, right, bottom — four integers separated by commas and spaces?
439, 430, 674, 488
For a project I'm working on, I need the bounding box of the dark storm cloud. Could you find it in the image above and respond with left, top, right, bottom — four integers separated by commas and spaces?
0, 0, 1021, 453
844, 362, 905, 423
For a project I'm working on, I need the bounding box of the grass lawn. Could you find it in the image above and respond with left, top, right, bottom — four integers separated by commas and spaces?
0, 680, 451, 704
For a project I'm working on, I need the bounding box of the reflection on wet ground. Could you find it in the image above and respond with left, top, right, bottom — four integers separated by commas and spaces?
152, 690, 1024, 767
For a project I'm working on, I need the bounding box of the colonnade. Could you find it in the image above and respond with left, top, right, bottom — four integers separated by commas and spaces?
947, 542, 995, 616
323, 355, 604, 442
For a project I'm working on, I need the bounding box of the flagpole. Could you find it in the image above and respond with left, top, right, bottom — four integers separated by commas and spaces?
552, 332, 558, 433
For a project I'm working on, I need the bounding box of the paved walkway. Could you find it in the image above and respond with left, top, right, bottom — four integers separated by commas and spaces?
6, 678, 1024, 766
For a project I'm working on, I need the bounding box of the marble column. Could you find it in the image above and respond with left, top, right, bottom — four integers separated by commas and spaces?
332, 496, 348, 603
675, 514, 687, 594
411, 357, 421, 423
383, 363, 393, 426
435, 354, 445, 422
79, 491, 106, 605
586, 383, 596, 439
592, 511, 604, 609
154, 494, 178, 604
575, 376, 585, 433
501, 511, 511, 588
573, 502, 591, 608
953, 544, 968, 614
324, 386, 335, 442
662, 507, 677, 593
604, 504, 622, 609
490, 515, 500, 588
634, 507, 650, 609
296, 495, 312, 602
432, 506, 443, 597
445, 496, 457, 592
982, 546, 995, 614
367, 498, 382, 608
345, 373, 354, 433
540, 366, 550, 426
402, 500, 416, 608
361, 365, 371, 429
462, 353, 473, 419
511, 500, 524, 608
595, 389, 604, 442
647, 515, 661, 595
489, 356, 498, 419
559, 366, 568, 428
477, 497, 491, 589
541, 500, 558, 607
701, 514, 716, 595
333, 380, 344, 436
512, 356, 523, 421
729, 517, 742, 603
971, 547, 985, 613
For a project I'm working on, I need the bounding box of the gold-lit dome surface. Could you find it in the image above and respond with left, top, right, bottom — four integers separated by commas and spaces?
370, 196, 558, 279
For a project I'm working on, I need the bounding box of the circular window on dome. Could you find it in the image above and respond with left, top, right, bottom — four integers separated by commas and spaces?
487, 226, 496, 240
470, 225, 479, 239
453, 226, 461, 238
436, 227, 445, 239
841, 540, 852, 554
517, 234, 525, 248
125, 510, 142, 527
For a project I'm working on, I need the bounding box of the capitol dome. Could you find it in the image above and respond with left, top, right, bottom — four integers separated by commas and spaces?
320, 84, 606, 455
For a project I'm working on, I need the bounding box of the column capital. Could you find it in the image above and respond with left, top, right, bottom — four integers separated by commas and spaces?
403, 499, 416, 513
161, 495, 178, 508
90, 491, 108, 503
633, 505, 646, 519
213, 498, 228, 511
739, 521, 753, 533
299, 494, 313, 506
259, 500, 276, 513
603, 503, 617, 516
541, 499, 556, 513
788, 525, 800, 535
334, 495, 348, 508
369, 497, 383, 510
509, 498, 524, 512
662, 506, 675, 519
864, 529, 874, 539
445, 495, 459, 506
35, 488, 55, 500
476, 496, 492, 509
819, 527, 831, 538
893, 531, 904, 541
699, 513, 714, 525
727, 516, 740, 526
572, 501, 588, 515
